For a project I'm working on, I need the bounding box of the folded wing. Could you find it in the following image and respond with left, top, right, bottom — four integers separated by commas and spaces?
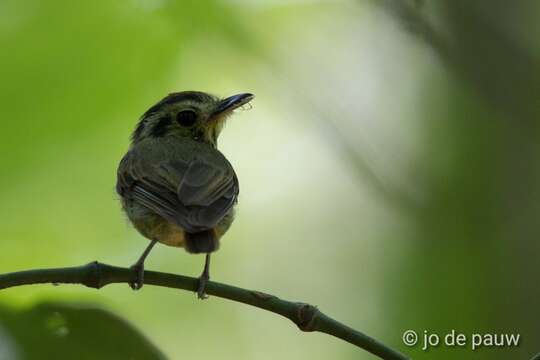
117, 150, 238, 233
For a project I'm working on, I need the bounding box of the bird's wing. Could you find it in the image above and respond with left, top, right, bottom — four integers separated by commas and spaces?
117, 150, 238, 232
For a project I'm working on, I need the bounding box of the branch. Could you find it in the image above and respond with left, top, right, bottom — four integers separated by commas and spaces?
0, 262, 408, 360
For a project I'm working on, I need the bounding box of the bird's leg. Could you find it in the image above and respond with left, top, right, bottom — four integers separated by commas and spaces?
129, 240, 157, 290
197, 253, 211, 299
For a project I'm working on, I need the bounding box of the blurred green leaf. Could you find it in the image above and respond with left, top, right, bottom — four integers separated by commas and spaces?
0, 301, 165, 360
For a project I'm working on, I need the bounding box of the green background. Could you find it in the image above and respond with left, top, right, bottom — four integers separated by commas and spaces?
0, 1, 539, 359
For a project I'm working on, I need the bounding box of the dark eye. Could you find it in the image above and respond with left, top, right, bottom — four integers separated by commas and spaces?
176, 110, 197, 127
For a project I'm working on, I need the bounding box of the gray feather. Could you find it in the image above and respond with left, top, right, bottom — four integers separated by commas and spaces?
116, 137, 238, 232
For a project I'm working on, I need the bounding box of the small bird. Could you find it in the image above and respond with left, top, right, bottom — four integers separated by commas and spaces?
116, 91, 254, 299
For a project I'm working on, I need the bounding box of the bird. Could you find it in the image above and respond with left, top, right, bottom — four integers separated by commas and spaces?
116, 91, 254, 299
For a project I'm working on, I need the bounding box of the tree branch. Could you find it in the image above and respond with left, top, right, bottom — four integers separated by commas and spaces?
0, 262, 408, 360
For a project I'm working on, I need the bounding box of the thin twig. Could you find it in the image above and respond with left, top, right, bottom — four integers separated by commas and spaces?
0, 262, 409, 360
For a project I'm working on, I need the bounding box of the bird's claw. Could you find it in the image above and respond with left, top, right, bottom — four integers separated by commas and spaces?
129, 263, 144, 290
197, 274, 209, 300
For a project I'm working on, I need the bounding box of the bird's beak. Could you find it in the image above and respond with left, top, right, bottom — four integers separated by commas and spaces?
213, 93, 255, 116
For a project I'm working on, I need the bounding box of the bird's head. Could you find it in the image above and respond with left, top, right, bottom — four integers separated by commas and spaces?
131, 91, 254, 147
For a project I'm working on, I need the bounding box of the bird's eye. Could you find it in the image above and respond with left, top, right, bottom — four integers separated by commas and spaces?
176, 110, 197, 127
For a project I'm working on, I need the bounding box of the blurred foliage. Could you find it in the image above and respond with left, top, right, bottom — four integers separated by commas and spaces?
0, 0, 539, 359
381, 1, 540, 359
0, 301, 164, 360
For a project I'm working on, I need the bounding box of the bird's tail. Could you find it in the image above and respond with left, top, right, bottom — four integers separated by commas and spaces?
185, 230, 219, 253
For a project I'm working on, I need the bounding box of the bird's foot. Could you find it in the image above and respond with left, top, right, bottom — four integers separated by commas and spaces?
197, 273, 209, 300
129, 263, 145, 290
